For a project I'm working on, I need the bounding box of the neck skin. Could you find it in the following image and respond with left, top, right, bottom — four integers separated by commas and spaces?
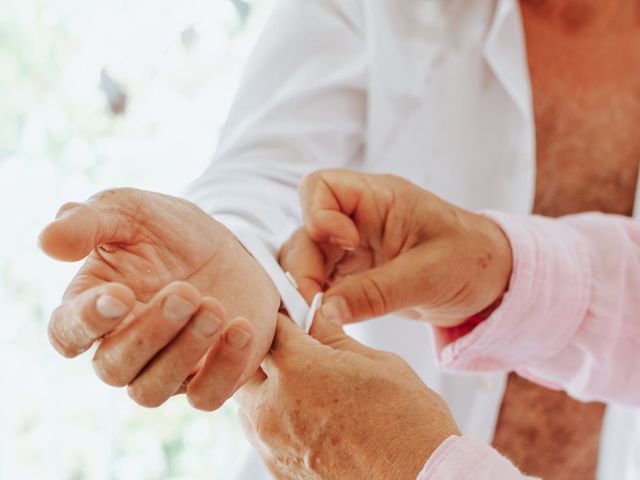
520, 0, 640, 34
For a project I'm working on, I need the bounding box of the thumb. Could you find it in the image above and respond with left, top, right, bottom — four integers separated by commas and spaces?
319, 247, 436, 324
38, 190, 138, 262
299, 169, 365, 250
38, 202, 117, 262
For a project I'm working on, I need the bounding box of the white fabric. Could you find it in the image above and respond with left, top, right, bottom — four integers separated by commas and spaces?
232, 229, 309, 328
184, 0, 640, 478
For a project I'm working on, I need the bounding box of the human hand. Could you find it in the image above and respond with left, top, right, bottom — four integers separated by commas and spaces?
237, 314, 460, 480
279, 169, 512, 327
39, 188, 279, 410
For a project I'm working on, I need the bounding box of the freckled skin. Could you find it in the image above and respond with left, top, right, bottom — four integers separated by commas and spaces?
276, 14, 640, 468
237, 317, 461, 480
274, 171, 522, 477
281, 170, 514, 327
493, 2, 640, 478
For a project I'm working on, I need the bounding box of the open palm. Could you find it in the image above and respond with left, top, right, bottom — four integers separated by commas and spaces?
40, 188, 279, 410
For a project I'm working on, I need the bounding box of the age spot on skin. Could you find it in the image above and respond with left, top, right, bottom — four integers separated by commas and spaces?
478, 252, 493, 269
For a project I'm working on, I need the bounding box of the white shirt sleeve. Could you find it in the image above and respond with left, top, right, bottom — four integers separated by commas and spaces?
182, 0, 367, 323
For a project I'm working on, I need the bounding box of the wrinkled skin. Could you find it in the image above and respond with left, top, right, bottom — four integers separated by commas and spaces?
279, 168, 513, 328
40, 188, 279, 410
237, 315, 460, 480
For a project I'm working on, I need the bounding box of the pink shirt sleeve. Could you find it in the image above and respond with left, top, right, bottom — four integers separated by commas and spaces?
417, 435, 539, 480
432, 211, 640, 405
417, 212, 640, 480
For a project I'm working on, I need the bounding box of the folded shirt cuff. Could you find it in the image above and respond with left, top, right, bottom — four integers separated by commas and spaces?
417, 435, 538, 480
213, 215, 311, 329
432, 211, 592, 373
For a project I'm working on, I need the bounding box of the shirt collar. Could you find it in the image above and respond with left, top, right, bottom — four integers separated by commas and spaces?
482, 0, 533, 119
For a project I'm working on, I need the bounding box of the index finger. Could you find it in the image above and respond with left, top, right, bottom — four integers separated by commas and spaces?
48, 274, 135, 357
298, 169, 362, 249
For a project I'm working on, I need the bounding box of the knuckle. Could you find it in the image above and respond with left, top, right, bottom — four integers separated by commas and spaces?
354, 275, 389, 318
55, 201, 82, 218
305, 215, 328, 241
299, 170, 324, 195
88, 188, 143, 219
90, 187, 138, 202
381, 173, 409, 189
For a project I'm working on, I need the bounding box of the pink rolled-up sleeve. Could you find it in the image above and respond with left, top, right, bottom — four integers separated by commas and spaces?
417, 435, 538, 480
432, 211, 640, 405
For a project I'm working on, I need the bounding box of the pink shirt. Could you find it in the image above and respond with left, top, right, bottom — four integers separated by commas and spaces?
418, 212, 640, 479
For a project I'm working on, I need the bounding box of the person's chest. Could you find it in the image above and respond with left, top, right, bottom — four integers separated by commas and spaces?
521, 5, 640, 217
489, 6, 640, 478
366, 1, 640, 219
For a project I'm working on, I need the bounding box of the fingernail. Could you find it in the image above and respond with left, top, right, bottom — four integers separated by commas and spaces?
318, 296, 351, 325
163, 295, 197, 322
96, 295, 129, 319
329, 236, 356, 251
192, 310, 222, 337
226, 326, 251, 350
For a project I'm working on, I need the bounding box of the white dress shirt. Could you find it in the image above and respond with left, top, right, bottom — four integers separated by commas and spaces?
184, 0, 640, 478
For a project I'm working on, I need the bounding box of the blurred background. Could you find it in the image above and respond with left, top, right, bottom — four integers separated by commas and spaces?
0, 0, 272, 478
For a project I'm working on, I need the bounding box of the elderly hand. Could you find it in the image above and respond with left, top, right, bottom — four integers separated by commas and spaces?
237, 314, 460, 480
279, 169, 512, 327
39, 188, 279, 410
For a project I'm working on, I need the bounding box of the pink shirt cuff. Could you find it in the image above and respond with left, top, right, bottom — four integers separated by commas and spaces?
417, 435, 538, 480
432, 212, 591, 377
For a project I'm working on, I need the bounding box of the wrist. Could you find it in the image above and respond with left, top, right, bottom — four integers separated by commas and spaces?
376, 426, 459, 480
476, 213, 513, 309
